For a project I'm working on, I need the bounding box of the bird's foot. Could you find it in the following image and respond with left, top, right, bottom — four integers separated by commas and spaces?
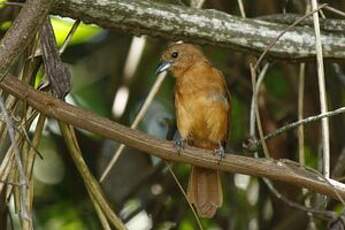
214, 144, 225, 164
174, 138, 187, 155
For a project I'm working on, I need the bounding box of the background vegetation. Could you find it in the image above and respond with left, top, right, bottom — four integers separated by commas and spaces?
1, 0, 345, 229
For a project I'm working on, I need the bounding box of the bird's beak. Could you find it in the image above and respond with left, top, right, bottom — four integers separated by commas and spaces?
155, 61, 172, 75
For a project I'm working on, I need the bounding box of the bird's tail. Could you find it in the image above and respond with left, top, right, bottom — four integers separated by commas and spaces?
187, 166, 223, 218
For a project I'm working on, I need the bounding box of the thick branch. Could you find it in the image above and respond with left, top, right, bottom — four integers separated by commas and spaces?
1, 76, 345, 201
52, 0, 345, 60
0, 0, 54, 77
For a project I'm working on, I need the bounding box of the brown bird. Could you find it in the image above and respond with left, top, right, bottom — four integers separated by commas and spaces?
156, 43, 231, 218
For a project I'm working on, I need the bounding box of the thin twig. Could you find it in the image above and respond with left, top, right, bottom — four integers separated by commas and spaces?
0, 180, 22, 186
86, 186, 112, 230
249, 64, 257, 137
249, 63, 270, 157
59, 19, 81, 54
0, 113, 43, 161
19, 124, 43, 160
254, 91, 270, 158
22, 114, 45, 230
251, 64, 270, 133
254, 3, 328, 70
191, 0, 206, 9
23, 115, 46, 181
298, 63, 306, 166
237, 0, 246, 18
324, 5, 345, 18
0, 149, 15, 194
258, 13, 345, 33
300, 3, 314, 226
4, 2, 25, 7
0, 97, 29, 220
319, 9, 326, 20
0, 96, 18, 138
261, 106, 345, 142
312, 0, 329, 178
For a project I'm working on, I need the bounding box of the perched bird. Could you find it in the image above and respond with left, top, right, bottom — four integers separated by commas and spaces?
156, 43, 231, 218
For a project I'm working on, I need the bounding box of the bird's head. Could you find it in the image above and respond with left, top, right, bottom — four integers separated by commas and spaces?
155, 43, 206, 77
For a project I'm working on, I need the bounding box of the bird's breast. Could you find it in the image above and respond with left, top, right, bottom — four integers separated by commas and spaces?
175, 87, 229, 146
173, 62, 230, 147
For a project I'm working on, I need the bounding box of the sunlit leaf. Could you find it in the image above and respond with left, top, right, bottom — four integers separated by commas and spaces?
51, 17, 102, 47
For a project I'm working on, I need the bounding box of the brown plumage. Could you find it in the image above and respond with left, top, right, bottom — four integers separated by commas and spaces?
156, 43, 231, 218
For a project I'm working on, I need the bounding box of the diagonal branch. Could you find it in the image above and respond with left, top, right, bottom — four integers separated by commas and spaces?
1, 76, 345, 201
52, 0, 345, 60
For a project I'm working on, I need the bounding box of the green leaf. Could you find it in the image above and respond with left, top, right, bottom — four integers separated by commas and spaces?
51, 17, 102, 47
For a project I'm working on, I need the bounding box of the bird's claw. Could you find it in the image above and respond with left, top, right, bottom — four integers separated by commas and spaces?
174, 138, 187, 154
214, 145, 225, 164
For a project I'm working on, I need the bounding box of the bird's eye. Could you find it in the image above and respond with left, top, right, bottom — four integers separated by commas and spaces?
171, 52, 178, 58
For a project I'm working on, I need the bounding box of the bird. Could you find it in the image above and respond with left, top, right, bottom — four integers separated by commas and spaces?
155, 43, 231, 218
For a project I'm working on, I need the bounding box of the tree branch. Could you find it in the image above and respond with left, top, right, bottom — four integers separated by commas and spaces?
52, 0, 345, 60
0, 0, 54, 78
1, 76, 345, 201
262, 106, 345, 142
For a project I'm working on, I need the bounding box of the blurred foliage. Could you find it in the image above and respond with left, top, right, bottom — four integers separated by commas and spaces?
1, 0, 345, 229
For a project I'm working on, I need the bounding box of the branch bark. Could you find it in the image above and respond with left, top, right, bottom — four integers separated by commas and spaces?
52, 0, 345, 60
0, 0, 54, 78
1, 76, 345, 201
